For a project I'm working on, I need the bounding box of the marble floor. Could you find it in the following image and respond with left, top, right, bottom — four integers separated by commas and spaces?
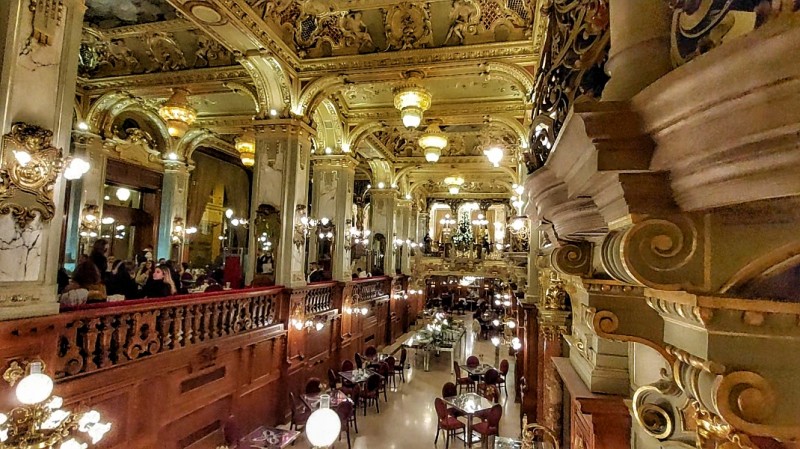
290, 322, 521, 449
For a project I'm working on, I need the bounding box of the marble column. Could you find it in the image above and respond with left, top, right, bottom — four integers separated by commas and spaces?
602, 0, 672, 101
248, 121, 314, 287
310, 155, 357, 282
0, 0, 86, 320
156, 160, 190, 261
370, 188, 398, 275
396, 199, 412, 274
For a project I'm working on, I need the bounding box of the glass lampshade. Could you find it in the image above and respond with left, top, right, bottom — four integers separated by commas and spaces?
484, 147, 504, 167
401, 107, 423, 128
236, 133, 256, 167
306, 407, 341, 447
425, 148, 441, 162
159, 88, 196, 138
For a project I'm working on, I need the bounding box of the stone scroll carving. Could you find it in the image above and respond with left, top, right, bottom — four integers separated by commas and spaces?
550, 241, 592, 277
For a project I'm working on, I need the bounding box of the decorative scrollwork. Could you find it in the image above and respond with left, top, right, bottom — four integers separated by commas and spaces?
669, 0, 799, 67
632, 374, 684, 440
0, 122, 65, 227
526, 0, 610, 174
550, 241, 592, 277
542, 274, 569, 310
383, 2, 435, 51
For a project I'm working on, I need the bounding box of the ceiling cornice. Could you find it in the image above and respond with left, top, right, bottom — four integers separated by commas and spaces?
77, 66, 250, 95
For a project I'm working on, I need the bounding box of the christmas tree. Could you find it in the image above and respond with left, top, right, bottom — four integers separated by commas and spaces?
452, 212, 474, 250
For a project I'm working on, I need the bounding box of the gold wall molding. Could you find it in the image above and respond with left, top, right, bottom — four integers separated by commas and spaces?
0, 123, 65, 226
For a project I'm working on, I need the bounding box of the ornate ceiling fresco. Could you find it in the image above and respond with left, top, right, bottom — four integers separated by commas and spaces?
245, 0, 533, 58
74, 0, 546, 200
84, 0, 178, 29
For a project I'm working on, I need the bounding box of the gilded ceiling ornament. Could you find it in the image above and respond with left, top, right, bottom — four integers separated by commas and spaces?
194, 34, 233, 68
79, 32, 141, 77
383, 2, 434, 51
28, 0, 65, 48
445, 0, 532, 46
0, 123, 65, 227
144, 32, 188, 73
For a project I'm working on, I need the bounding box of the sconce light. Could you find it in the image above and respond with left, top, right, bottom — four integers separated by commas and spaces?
1, 360, 111, 449
79, 205, 100, 239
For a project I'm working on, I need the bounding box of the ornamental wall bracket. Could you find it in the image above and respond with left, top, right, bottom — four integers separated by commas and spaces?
0, 122, 66, 227
631, 371, 696, 445
550, 241, 592, 278
583, 280, 676, 366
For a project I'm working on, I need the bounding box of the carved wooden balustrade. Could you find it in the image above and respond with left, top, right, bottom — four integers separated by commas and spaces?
303, 283, 334, 314
52, 287, 283, 380
352, 276, 391, 303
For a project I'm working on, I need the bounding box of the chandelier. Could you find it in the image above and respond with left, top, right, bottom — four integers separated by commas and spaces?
484, 146, 504, 167
235, 131, 256, 167
393, 72, 431, 129
159, 88, 196, 138
0, 360, 111, 449
443, 176, 464, 195
418, 121, 447, 163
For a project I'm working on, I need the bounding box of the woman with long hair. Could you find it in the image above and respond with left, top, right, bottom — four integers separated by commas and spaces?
135, 260, 153, 286
142, 264, 176, 298
107, 260, 139, 299
59, 260, 107, 306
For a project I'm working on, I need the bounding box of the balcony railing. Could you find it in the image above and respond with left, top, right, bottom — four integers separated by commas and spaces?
303, 283, 335, 314
52, 287, 283, 380
352, 276, 391, 303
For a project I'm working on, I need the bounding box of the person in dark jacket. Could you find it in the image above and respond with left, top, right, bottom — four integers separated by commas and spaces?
142, 265, 176, 298
90, 239, 109, 281
107, 260, 139, 299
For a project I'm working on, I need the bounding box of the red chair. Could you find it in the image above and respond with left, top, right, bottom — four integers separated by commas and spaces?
359, 374, 381, 416
289, 392, 311, 431
454, 362, 475, 393
466, 355, 480, 367
478, 369, 500, 403
434, 397, 465, 449
335, 400, 355, 449
441, 382, 465, 418
498, 359, 510, 396
394, 348, 407, 383
473, 404, 502, 446
341, 359, 355, 372
305, 377, 322, 395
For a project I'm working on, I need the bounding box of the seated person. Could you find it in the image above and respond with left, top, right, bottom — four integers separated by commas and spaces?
59, 261, 107, 306
141, 265, 177, 298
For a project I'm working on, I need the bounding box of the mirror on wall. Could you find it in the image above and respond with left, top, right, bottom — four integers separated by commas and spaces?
372, 233, 386, 275
253, 204, 280, 286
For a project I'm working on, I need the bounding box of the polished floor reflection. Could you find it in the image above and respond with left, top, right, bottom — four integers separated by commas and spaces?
292, 322, 521, 449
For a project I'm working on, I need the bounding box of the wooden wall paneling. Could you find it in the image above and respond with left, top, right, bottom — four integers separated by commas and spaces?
520, 303, 539, 421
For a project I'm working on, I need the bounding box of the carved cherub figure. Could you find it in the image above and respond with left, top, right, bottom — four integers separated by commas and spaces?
445, 0, 480, 45
341, 11, 375, 53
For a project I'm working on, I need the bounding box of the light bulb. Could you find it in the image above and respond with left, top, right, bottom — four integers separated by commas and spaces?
78, 410, 100, 432
45, 395, 63, 409
305, 408, 341, 447
361, 307, 368, 315
377, 182, 385, 189
491, 336, 501, 347
101, 217, 115, 225
315, 322, 324, 331
225, 209, 234, 219
492, 319, 500, 326
15, 363, 53, 404
41, 409, 71, 430
115, 187, 131, 201
231, 218, 239, 226
86, 421, 112, 443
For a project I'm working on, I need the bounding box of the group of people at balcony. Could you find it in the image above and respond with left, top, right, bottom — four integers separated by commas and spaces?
57, 239, 201, 307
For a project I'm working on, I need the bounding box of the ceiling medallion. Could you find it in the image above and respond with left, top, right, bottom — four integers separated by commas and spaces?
444, 176, 465, 195
393, 71, 431, 129
235, 131, 256, 167
418, 120, 447, 163
159, 88, 196, 138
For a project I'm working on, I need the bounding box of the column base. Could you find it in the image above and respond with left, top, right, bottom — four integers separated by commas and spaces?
0, 284, 61, 321
0, 301, 59, 321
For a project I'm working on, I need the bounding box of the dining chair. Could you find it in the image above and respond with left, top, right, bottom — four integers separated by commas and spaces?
434, 397, 465, 449
441, 382, 465, 419
454, 362, 475, 393
466, 355, 480, 367
473, 404, 502, 447
341, 359, 355, 372
305, 377, 322, 395
498, 359, 510, 396
394, 348, 407, 383
384, 356, 397, 389
328, 368, 339, 390
335, 400, 355, 449
359, 374, 381, 416
377, 361, 390, 402
478, 369, 500, 403
289, 392, 311, 431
